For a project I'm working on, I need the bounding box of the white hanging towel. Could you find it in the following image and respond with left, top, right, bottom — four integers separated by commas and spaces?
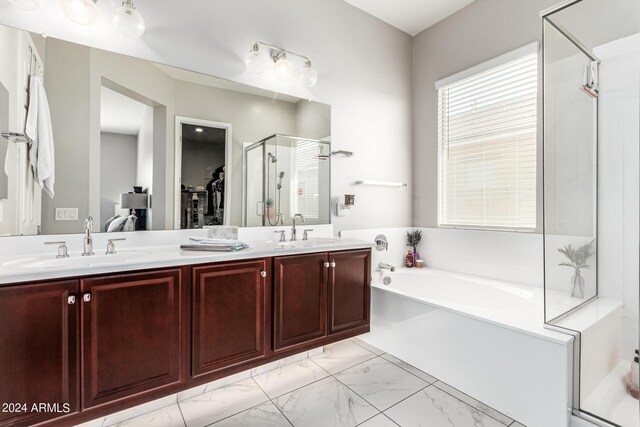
25, 75, 55, 199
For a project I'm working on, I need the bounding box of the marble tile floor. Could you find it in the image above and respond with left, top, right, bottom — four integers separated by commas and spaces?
84, 338, 526, 427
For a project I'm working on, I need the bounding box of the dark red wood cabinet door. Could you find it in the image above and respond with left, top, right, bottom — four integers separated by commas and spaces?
0, 280, 79, 427
273, 253, 328, 351
81, 269, 182, 409
192, 259, 270, 377
328, 250, 371, 335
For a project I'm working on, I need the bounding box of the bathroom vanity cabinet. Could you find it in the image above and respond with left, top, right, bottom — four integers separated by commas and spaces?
0, 248, 370, 427
273, 249, 371, 352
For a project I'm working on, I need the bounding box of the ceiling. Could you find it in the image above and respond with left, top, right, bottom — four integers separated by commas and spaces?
100, 87, 148, 135
342, 0, 475, 35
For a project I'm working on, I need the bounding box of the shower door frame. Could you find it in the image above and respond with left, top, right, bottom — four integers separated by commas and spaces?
540, 2, 623, 427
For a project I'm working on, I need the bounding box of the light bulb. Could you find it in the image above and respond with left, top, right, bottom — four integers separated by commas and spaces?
60, 0, 98, 25
300, 62, 318, 87
8, 0, 43, 11
274, 53, 294, 82
113, 0, 145, 38
244, 45, 267, 74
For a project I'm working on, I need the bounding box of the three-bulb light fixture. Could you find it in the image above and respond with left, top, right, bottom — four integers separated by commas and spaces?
244, 42, 318, 88
9, 0, 146, 38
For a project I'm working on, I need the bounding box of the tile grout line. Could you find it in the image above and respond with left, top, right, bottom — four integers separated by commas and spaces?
379, 383, 433, 419
349, 338, 385, 355
431, 381, 514, 426
248, 376, 295, 427
430, 383, 514, 427
317, 352, 380, 376
176, 399, 188, 427
356, 412, 402, 427
380, 353, 439, 385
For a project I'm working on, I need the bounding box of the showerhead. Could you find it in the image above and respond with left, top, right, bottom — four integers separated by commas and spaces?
580, 85, 598, 98
268, 152, 277, 163
279, 171, 285, 179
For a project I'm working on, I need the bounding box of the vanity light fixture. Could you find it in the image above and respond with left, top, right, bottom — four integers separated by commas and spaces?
273, 51, 294, 82
245, 41, 318, 87
60, 0, 99, 26
8, 0, 43, 11
244, 43, 268, 74
113, 0, 146, 38
10, 0, 147, 37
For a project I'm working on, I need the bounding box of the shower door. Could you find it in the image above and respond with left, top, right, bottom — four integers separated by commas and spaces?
543, 19, 598, 323
543, 1, 640, 426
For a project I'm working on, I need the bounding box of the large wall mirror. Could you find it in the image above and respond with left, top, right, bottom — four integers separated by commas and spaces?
0, 24, 331, 236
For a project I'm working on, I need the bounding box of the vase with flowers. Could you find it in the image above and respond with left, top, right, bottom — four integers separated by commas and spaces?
558, 239, 595, 299
406, 229, 422, 266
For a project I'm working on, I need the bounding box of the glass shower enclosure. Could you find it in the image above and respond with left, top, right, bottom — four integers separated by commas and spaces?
542, 1, 640, 426
243, 134, 331, 227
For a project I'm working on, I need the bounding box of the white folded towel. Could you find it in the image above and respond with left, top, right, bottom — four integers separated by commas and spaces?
25, 75, 55, 199
187, 236, 252, 250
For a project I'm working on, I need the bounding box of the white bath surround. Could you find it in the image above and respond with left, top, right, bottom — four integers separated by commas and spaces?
341, 227, 574, 427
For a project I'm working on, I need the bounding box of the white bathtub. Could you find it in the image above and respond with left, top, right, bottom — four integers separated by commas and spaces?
360, 267, 575, 427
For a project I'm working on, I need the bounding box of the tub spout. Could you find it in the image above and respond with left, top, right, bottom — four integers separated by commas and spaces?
378, 262, 395, 272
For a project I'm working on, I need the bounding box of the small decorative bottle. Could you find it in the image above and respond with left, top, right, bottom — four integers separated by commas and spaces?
405, 250, 414, 268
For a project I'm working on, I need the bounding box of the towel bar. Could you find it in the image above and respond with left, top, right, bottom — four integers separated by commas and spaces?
0, 132, 30, 144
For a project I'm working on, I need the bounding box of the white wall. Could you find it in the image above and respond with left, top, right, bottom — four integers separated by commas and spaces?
0, 0, 413, 233
341, 227, 543, 287
100, 132, 137, 228
136, 106, 153, 229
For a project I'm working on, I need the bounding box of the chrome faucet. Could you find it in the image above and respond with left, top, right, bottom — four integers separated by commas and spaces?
378, 262, 396, 272
82, 216, 95, 256
291, 214, 305, 241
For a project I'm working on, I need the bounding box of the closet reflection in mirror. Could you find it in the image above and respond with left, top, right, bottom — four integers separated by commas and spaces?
0, 23, 330, 236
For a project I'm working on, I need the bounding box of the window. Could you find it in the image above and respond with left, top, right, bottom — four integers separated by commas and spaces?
292, 140, 321, 219
437, 44, 538, 230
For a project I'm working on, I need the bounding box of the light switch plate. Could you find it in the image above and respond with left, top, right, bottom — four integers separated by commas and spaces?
55, 208, 78, 221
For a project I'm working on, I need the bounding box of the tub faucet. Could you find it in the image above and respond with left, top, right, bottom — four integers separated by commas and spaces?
291, 214, 305, 241
378, 262, 395, 272
82, 216, 95, 256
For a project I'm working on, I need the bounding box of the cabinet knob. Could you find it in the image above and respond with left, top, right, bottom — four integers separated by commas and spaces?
324, 262, 330, 268
68, 295, 76, 305
330, 261, 336, 268
83, 293, 91, 303
260, 271, 267, 278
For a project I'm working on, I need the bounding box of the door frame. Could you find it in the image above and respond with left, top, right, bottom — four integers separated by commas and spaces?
174, 116, 232, 228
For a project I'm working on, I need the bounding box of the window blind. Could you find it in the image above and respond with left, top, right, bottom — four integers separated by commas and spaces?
292, 141, 320, 219
438, 52, 538, 230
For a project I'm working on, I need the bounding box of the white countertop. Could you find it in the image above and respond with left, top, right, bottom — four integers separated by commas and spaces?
0, 238, 373, 285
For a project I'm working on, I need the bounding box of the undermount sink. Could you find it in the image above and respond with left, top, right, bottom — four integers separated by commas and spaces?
270, 238, 338, 249
6, 250, 153, 270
